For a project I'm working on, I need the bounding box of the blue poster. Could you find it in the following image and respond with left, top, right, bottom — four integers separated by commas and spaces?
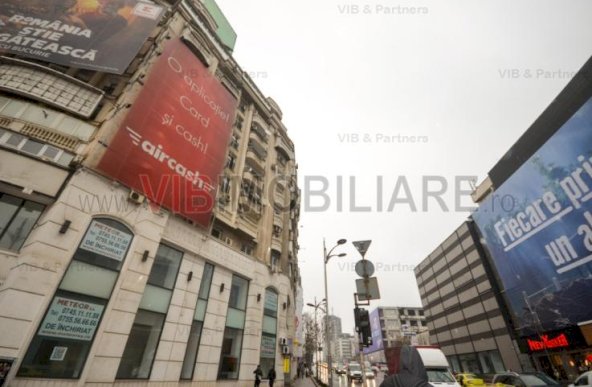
364, 308, 384, 354
473, 96, 592, 335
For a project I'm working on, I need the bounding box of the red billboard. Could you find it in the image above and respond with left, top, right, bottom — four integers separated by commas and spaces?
98, 38, 237, 227
0, 0, 163, 74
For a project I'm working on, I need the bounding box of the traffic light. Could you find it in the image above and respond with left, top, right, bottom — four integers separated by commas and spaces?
354, 308, 372, 347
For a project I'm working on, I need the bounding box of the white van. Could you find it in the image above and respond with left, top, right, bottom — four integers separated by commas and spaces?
416, 347, 461, 387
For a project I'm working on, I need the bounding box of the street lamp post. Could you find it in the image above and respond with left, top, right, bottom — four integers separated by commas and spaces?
307, 298, 326, 381
323, 238, 347, 387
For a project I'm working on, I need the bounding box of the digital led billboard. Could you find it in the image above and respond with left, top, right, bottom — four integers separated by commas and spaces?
0, 0, 163, 74
473, 96, 592, 334
98, 38, 237, 228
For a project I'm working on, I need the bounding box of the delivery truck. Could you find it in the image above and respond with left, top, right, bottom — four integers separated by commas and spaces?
385, 345, 460, 387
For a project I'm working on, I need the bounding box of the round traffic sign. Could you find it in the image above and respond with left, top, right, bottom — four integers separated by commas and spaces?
355, 260, 375, 277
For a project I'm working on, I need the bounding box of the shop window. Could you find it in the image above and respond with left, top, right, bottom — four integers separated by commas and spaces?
448, 355, 461, 373
117, 310, 166, 379
116, 244, 183, 379
181, 263, 215, 380
459, 353, 481, 373
478, 350, 505, 374
259, 288, 278, 376
218, 275, 249, 380
18, 218, 133, 378
0, 193, 45, 251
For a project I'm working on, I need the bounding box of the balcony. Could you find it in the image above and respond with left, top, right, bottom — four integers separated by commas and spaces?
243, 168, 263, 187
275, 135, 294, 161
245, 150, 265, 174
273, 213, 283, 228
274, 191, 285, 208
250, 122, 268, 143
271, 237, 282, 254
239, 195, 262, 221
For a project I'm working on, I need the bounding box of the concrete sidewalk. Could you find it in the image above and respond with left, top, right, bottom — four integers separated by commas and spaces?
293, 376, 318, 387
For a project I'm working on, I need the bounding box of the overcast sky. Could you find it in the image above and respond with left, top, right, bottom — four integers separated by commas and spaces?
215, 0, 592, 334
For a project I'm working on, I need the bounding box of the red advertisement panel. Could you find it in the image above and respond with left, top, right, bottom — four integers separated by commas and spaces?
98, 38, 237, 227
0, 0, 164, 74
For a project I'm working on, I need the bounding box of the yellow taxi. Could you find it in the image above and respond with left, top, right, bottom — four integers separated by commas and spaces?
455, 373, 486, 386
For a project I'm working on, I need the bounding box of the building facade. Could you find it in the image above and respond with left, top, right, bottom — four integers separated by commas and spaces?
335, 333, 355, 364
363, 306, 429, 363
414, 222, 526, 375
0, 1, 301, 386
471, 56, 592, 382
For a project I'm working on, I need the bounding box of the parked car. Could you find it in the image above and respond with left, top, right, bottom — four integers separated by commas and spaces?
455, 373, 485, 386
492, 372, 560, 386
568, 371, 592, 387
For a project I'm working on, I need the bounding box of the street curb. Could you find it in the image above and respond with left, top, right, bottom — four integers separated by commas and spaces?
310, 377, 321, 387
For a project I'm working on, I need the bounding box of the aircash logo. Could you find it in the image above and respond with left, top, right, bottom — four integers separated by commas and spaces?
126, 127, 214, 192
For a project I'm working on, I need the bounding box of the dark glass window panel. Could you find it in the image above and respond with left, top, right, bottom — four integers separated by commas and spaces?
217, 327, 243, 380
180, 320, 203, 380
0, 199, 44, 251
148, 244, 183, 290
116, 310, 166, 379
198, 263, 214, 300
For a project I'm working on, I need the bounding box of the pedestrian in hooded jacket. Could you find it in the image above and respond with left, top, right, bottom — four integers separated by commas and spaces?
380, 345, 431, 387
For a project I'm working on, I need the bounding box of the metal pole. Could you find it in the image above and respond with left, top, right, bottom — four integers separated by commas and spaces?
323, 238, 333, 387
359, 333, 367, 385
314, 297, 319, 380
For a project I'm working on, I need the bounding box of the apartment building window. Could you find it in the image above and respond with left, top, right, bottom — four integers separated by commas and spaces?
218, 275, 249, 380
212, 228, 223, 239
226, 154, 236, 171
271, 251, 280, 272
241, 243, 254, 256
230, 135, 239, 150
0, 128, 75, 167
235, 115, 244, 129
0, 192, 45, 251
259, 288, 278, 377
410, 320, 418, 327
117, 244, 183, 379
181, 263, 215, 380
18, 218, 133, 378
272, 225, 282, 238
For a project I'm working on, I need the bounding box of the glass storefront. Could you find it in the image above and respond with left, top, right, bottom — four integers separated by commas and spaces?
447, 349, 505, 375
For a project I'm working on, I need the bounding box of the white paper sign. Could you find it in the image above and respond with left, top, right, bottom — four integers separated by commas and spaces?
38, 296, 104, 341
80, 220, 132, 261
49, 346, 68, 361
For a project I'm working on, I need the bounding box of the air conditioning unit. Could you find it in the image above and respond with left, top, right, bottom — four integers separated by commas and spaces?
281, 346, 290, 355
128, 190, 145, 204
279, 338, 288, 346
